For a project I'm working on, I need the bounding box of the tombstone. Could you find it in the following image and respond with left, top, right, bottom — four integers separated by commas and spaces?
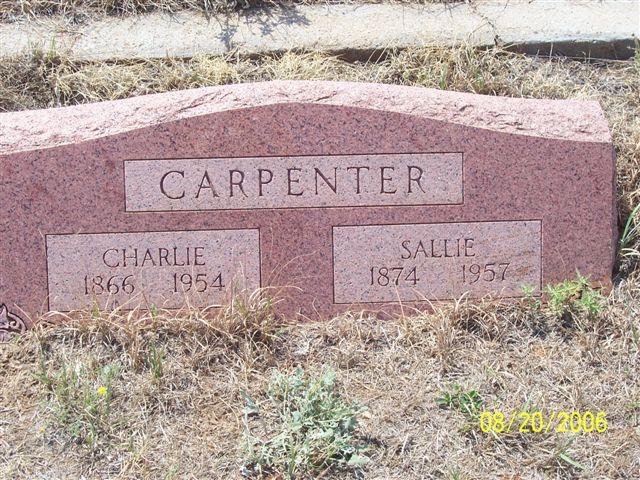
0, 81, 616, 336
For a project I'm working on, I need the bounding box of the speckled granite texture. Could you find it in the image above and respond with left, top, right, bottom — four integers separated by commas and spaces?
0, 81, 616, 327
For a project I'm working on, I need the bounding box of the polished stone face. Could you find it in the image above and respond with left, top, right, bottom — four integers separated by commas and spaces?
333, 221, 542, 304
0, 80, 617, 327
124, 153, 463, 211
45, 229, 260, 311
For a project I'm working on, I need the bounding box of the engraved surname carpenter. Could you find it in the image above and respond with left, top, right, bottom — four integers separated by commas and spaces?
125, 153, 463, 211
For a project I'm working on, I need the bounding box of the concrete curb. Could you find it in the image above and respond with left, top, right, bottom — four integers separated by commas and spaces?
0, 0, 637, 61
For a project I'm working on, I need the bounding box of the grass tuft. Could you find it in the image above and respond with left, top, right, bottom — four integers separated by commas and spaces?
34, 356, 121, 449
544, 273, 606, 319
242, 367, 369, 479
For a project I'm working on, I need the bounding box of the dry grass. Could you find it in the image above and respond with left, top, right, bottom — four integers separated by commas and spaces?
0, 0, 460, 21
1, 46, 640, 478
1, 289, 639, 478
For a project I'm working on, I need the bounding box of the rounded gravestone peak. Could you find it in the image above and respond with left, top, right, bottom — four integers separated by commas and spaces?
0, 81, 611, 156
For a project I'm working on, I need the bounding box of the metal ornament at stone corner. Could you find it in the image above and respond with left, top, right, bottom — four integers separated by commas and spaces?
0, 303, 27, 342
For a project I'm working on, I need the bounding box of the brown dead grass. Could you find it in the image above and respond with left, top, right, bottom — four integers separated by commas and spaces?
1, 289, 639, 479
0, 0, 461, 21
1, 46, 640, 479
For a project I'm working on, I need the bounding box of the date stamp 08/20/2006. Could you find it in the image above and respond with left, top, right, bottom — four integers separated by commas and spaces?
479, 411, 608, 435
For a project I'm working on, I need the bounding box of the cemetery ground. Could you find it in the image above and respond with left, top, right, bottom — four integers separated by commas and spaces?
1, 45, 640, 478
0, 0, 457, 19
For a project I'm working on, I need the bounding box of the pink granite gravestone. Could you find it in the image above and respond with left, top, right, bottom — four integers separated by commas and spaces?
0, 81, 616, 337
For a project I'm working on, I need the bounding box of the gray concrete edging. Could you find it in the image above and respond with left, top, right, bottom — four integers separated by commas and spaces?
0, 0, 637, 61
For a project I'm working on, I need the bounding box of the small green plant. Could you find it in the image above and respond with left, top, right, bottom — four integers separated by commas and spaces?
436, 385, 483, 421
447, 465, 465, 480
619, 203, 640, 257
555, 436, 585, 471
243, 368, 368, 479
544, 272, 605, 318
34, 357, 120, 448
90, 302, 101, 319
149, 303, 160, 320
521, 284, 541, 309
626, 400, 640, 412
631, 321, 640, 351
147, 342, 164, 380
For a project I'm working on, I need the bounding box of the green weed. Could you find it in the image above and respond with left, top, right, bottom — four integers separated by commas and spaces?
436, 385, 483, 421
90, 302, 101, 319
619, 203, 640, 258
521, 284, 542, 309
242, 368, 368, 479
555, 436, 585, 471
34, 357, 120, 448
544, 272, 605, 318
631, 321, 640, 350
147, 342, 164, 380
149, 303, 160, 320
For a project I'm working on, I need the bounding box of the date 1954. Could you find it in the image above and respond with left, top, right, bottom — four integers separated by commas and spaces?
480, 411, 608, 434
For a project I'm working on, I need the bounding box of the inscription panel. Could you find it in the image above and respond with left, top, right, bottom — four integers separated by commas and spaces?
333, 221, 541, 304
46, 229, 260, 311
124, 153, 463, 211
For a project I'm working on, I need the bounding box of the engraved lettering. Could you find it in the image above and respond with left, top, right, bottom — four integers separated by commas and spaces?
346, 166, 370, 194
229, 170, 247, 197
160, 170, 186, 200
380, 166, 397, 194
258, 168, 273, 196
141, 249, 156, 267
194, 246, 205, 266
464, 238, 475, 257
47, 230, 261, 312
123, 248, 138, 267
159, 247, 170, 266
431, 240, 442, 258
400, 240, 411, 260
408, 166, 426, 194
314, 167, 338, 194
125, 153, 463, 211
196, 171, 220, 199
287, 167, 303, 196
333, 221, 542, 303
103, 248, 119, 268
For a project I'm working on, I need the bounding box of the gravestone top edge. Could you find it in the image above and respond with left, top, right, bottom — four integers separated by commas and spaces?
0, 80, 611, 156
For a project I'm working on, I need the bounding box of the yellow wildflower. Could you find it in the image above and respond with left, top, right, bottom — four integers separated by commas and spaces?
97, 386, 108, 396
